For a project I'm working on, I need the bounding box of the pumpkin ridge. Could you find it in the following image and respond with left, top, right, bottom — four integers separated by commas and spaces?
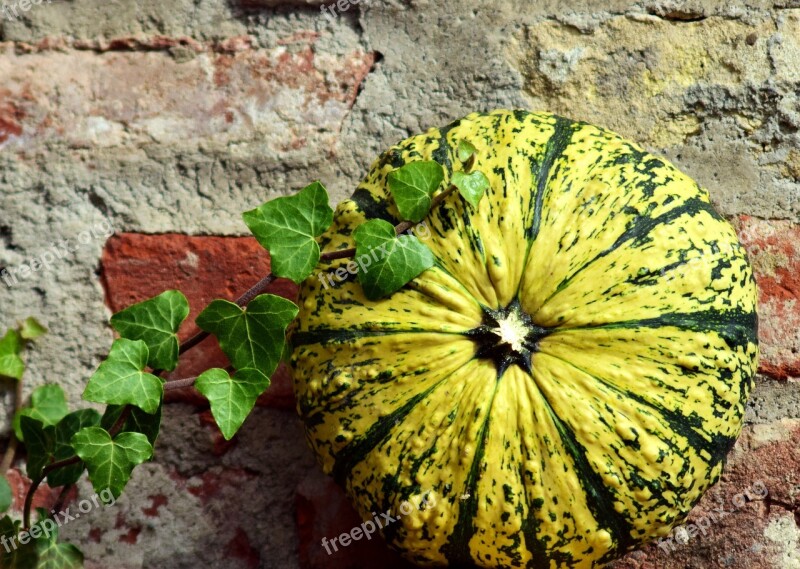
524, 115, 575, 243
534, 196, 717, 314
441, 379, 501, 566
539, 349, 733, 475
535, 386, 636, 555
330, 360, 468, 485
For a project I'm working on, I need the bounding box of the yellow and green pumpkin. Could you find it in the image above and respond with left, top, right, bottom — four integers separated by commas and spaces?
290, 110, 758, 568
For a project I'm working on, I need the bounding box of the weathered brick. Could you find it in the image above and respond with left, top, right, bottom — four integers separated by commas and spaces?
735, 216, 800, 379
3, 467, 76, 515
101, 233, 298, 413
0, 39, 374, 152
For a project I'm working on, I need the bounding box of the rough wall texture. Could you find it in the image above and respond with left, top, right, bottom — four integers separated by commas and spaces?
1, 0, 799, 568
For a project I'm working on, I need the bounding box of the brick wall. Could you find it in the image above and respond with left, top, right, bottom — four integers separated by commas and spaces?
1, 1, 799, 568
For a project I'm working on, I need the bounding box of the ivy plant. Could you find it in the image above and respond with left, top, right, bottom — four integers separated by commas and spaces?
0, 141, 490, 567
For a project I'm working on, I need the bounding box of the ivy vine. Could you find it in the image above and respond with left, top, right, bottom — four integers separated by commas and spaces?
0, 142, 490, 567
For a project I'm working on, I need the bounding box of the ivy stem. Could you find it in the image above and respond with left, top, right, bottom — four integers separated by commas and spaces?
22, 403, 131, 529
0, 379, 24, 473
51, 483, 73, 518
163, 376, 197, 391
177, 274, 276, 357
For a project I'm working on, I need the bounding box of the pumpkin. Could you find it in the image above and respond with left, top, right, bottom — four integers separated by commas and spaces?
290, 110, 758, 568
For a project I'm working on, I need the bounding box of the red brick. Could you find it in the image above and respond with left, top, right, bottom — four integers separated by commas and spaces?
735, 216, 800, 379
141, 494, 169, 517
226, 527, 260, 569
101, 233, 299, 413
4, 468, 75, 515
0, 95, 24, 145
0, 37, 374, 151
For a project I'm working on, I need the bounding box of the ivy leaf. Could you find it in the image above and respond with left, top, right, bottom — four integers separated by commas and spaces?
242, 181, 334, 283
35, 539, 82, 569
83, 339, 164, 415
353, 219, 436, 300
457, 140, 477, 163
109, 291, 190, 372
13, 384, 69, 441
0, 329, 24, 380
20, 417, 55, 481
101, 402, 162, 447
387, 161, 444, 223
452, 170, 490, 208
0, 515, 38, 568
19, 317, 47, 341
70, 427, 153, 500
33, 510, 84, 569
47, 409, 102, 488
196, 368, 270, 440
0, 477, 11, 513
196, 294, 298, 375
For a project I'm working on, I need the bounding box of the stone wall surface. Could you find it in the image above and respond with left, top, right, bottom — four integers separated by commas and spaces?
0, 0, 798, 567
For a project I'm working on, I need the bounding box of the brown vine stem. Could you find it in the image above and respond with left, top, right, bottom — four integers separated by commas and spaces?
0, 378, 24, 474
163, 376, 198, 391
51, 483, 73, 518
177, 273, 276, 357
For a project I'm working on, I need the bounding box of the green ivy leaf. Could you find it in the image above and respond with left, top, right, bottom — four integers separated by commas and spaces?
83, 339, 164, 415
70, 427, 153, 500
13, 385, 69, 442
109, 291, 190, 372
20, 417, 55, 481
196, 294, 298, 375
35, 540, 82, 569
0, 477, 11, 513
0, 329, 24, 380
19, 317, 47, 341
47, 409, 102, 488
242, 181, 334, 283
353, 219, 436, 300
452, 170, 490, 208
195, 368, 270, 440
387, 161, 444, 223
0, 515, 38, 568
33, 509, 83, 569
457, 140, 477, 163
